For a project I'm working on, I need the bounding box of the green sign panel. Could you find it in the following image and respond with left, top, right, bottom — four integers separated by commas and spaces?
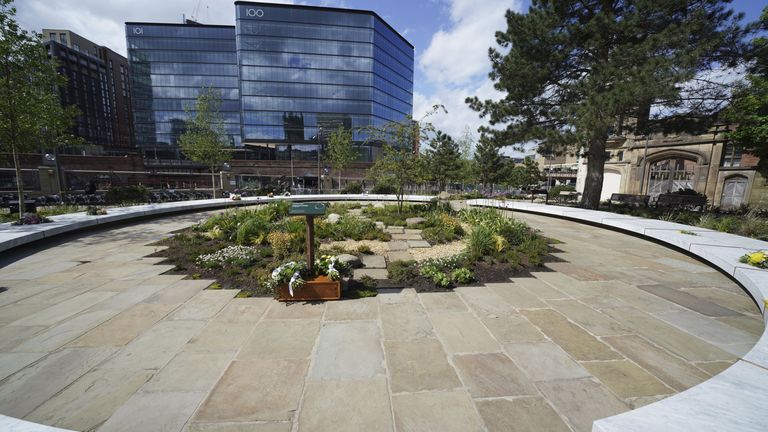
288, 202, 328, 216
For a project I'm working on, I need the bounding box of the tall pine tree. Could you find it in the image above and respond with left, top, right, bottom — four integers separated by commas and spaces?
468, 0, 745, 208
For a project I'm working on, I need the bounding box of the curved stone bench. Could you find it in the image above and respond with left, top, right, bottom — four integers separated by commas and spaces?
467, 198, 768, 432
0, 194, 433, 254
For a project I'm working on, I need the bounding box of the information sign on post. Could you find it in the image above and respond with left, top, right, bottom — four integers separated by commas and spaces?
288, 202, 327, 272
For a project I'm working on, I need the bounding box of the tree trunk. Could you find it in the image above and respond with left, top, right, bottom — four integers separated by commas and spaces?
210, 169, 216, 199
580, 138, 608, 209
11, 143, 24, 221
338, 171, 342, 192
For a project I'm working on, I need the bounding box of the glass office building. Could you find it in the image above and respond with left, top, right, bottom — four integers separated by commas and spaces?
126, 1, 413, 163
126, 22, 241, 159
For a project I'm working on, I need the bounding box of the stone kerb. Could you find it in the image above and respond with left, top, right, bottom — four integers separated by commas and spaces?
0, 194, 433, 254
467, 198, 768, 432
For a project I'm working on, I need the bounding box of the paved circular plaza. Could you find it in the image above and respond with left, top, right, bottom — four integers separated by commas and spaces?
0, 209, 762, 432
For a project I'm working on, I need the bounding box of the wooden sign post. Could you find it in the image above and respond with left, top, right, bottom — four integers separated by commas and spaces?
288, 202, 327, 273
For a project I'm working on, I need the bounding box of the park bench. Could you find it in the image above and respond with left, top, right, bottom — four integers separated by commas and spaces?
608, 193, 650, 207
655, 193, 707, 211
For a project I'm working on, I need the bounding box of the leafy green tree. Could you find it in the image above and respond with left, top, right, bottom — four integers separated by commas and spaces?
0, 0, 79, 220
324, 127, 355, 190
424, 130, 462, 191
367, 145, 424, 213
474, 134, 505, 191
725, 7, 768, 173
509, 157, 543, 191
179, 87, 231, 199
468, 0, 745, 208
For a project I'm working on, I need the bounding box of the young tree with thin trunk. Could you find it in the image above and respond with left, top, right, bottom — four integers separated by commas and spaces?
324, 127, 355, 190
179, 87, 231, 199
0, 0, 79, 221
468, 0, 746, 208
474, 134, 505, 192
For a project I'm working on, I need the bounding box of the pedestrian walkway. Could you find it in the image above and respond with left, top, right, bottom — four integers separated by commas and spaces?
0, 210, 761, 432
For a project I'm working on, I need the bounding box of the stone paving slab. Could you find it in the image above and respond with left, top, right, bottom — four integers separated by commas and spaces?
583, 360, 673, 399
361, 254, 386, 269
27, 367, 154, 431
9, 291, 117, 327
600, 306, 736, 362
0, 352, 47, 381
298, 378, 393, 432
476, 397, 571, 432
545, 299, 631, 336
452, 352, 537, 398
680, 288, 760, 316
455, 286, 517, 316
265, 302, 325, 320
503, 341, 590, 382
195, 359, 308, 422
637, 284, 741, 317
185, 422, 291, 432
237, 319, 319, 360
385, 226, 405, 234
602, 335, 710, 391
384, 338, 461, 393
419, 292, 467, 313
429, 312, 500, 354
486, 282, 547, 309
324, 298, 378, 321
352, 268, 389, 280
537, 378, 628, 432
392, 390, 484, 432
168, 290, 237, 321
521, 309, 622, 361
387, 240, 408, 251
386, 251, 414, 262
99, 390, 205, 432
511, 276, 571, 300
142, 351, 234, 392
11, 309, 117, 353
184, 322, 253, 353
380, 302, 434, 341
481, 315, 547, 343
407, 240, 431, 248
0, 347, 116, 418
391, 233, 422, 240
69, 303, 178, 347
310, 321, 384, 380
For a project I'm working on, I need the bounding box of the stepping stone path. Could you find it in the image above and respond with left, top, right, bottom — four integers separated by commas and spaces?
387, 251, 414, 262
388, 241, 408, 251
361, 255, 386, 269
408, 240, 431, 248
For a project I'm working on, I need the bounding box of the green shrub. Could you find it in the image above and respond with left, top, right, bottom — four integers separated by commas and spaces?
370, 183, 396, 194
317, 215, 390, 241
359, 275, 378, 289
547, 184, 575, 198
388, 260, 418, 282
451, 268, 474, 284
235, 216, 270, 245
341, 182, 364, 194
467, 225, 495, 259
357, 244, 373, 254
105, 185, 150, 205
517, 236, 549, 266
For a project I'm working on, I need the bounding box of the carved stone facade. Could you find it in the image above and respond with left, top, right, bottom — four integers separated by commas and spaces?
574, 126, 766, 208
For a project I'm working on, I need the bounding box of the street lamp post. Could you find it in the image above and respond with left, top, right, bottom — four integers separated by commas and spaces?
316, 126, 323, 193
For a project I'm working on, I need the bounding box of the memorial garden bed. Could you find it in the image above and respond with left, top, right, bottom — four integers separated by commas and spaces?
150, 201, 552, 298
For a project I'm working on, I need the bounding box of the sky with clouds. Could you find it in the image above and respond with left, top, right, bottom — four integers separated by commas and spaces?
15, 0, 766, 154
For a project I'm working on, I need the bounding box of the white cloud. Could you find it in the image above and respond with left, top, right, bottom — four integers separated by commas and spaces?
415, 0, 524, 154
15, 0, 293, 56
418, 0, 521, 86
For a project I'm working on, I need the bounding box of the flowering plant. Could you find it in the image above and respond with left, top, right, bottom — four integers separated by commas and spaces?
315, 255, 348, 281
266, 260, 307, 296
740, 250, 768, 269
196, 245, 259, 267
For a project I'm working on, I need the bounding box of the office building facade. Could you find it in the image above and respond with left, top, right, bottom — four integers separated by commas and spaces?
126, 2, 413, 186
43, 30, 134, 150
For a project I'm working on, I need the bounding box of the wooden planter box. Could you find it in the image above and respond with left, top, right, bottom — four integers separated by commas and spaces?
276, 275, 340, 302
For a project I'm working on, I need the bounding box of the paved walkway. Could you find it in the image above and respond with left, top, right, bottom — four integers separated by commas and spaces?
0, 210, 762, 432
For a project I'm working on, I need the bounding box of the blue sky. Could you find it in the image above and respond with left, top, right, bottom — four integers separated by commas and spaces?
17, 0, 767, 151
